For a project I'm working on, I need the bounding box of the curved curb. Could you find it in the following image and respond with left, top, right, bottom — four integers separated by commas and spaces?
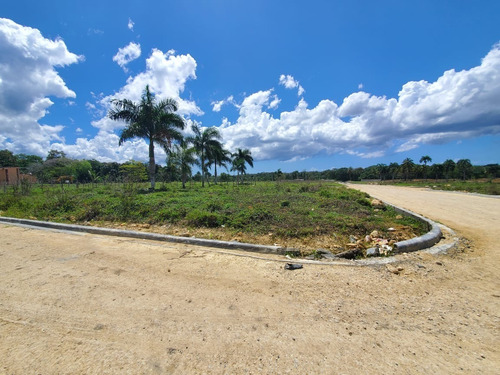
388, 204, 442, 253
0, 217, 284, 255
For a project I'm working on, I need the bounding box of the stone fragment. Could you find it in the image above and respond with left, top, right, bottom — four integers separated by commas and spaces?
317, 249, 335, 259
386, 264, 400, 274
366, 247, 379, 257
371, 199, 385, 208
370, 230, 380, 238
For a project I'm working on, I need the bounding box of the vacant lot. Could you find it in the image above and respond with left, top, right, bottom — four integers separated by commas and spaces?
0, 181, 426, 253
1, 185, 499, 374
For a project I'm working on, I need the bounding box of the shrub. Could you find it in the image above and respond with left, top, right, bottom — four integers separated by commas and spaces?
319, 190, 332, 198
156, 206, 187, 223
186, 209, 221, 228
76, 200, 105, 221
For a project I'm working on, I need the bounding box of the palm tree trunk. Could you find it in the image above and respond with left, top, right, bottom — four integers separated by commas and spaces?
201, 150, 205, 187
149, 140, 156, 190
214, 164, 218, 185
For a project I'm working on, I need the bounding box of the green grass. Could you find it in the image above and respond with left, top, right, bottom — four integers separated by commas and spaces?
0, 180, 427, 252
364, 179, 500, 195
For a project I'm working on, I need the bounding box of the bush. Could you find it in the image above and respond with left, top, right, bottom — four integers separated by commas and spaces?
298, 185, 309, 193
156, 206, 188, 223
76, 200, 105, 221
319, 190, 332, 198
186, 209, 221, 228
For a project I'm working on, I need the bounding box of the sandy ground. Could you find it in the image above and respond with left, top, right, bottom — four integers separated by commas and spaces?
0, 185, 499, 374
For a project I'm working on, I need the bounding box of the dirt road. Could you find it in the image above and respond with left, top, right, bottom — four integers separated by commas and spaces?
1, 185, 499, 374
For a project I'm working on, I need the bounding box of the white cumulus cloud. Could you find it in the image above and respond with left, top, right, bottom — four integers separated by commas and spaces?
128, 18, 134, 31
211, 95, 236, 112
279, 74, 305, 96
0, 18, 82, 155
77, 48, 202, 162
221, 44, 500, 161
104, 48, 202, 118
113, 42, 141, 72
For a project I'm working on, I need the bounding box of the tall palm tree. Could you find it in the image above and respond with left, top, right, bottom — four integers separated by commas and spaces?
419, 155, 432, 180
419, 155, 432, 165
231, 148, 254, 184
108, 85, 185, 190
456, 159, 472, 181
188, 123, 223, 187
389, 162, 400, 180
169, 142, 198, 189
443, 159, 456, 181
400, 158, 415, 181
376, 163, 389, 181
207, 145, 231, 184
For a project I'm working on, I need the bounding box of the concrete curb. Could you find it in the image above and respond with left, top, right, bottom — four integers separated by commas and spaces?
388, 204, 442, 253
0, 217, 284, 255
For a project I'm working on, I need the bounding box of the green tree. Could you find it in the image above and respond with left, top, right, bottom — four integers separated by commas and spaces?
377, 164, 389, 181
456, 159, 473, 180
207, 145, 231, 185
400, 158, 415, 181
231, 148, 254, 184
443, 159, 456, 181
15, 153, 43, 172
188, 123, 223, 187
30, 157, 75, 183
46, 149, 66, 160
73, 160, 93, 183
119, 161, 148, 182
485, 164, 500, 180
164, 155, 179, 183
419, 155, 432, 180
170, 142, 198, 188
219, 172, 231, 182
389, 162, 400, 180
108, 85, 185, 190
430, 163, 444, 180
0, 149, 17, 167
275, 168, 284, 181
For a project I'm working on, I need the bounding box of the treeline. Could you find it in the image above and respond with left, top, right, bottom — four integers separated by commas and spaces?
1, 149, 498, 185
248, 158, 500, 182
0, 148, 242, 185
1, 149, 153, 184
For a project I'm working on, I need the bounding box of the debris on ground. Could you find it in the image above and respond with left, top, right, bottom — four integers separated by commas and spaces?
284, 263, 303, 270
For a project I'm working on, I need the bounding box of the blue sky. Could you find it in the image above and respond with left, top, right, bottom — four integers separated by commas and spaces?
1, 0, 499, 173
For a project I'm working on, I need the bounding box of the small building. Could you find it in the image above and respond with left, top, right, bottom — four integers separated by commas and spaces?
0, 167, 36, 185
0, 167, 20, 185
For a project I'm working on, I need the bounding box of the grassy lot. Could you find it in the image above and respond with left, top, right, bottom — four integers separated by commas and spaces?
0, 180, 427, 254
356, 179, 500, 195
